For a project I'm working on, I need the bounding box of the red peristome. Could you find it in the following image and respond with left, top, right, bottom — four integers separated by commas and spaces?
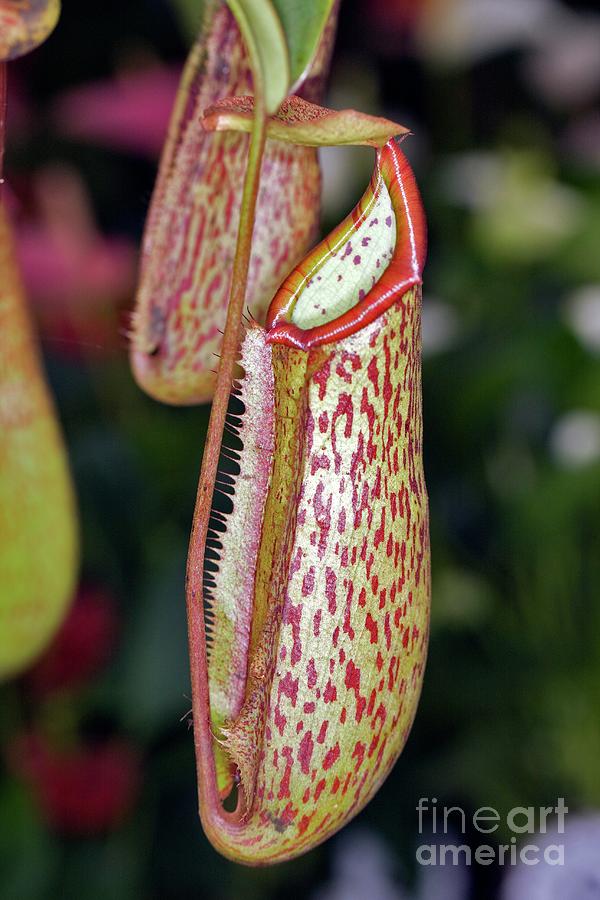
265, 140, 427, 350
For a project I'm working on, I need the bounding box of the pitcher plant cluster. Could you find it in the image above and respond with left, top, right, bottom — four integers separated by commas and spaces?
0, 0, 430, 865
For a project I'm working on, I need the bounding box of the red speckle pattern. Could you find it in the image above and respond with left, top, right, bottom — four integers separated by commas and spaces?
207, 282, 429, 862
131, 5, 332, 405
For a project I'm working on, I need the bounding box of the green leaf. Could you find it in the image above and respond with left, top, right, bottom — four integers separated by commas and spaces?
226, 0, 336, 111
271, 0, 336, 90
226, 0, 290, 113
202, 95, 410, 148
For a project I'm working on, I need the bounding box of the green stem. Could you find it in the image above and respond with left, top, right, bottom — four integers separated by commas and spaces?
191, 98, 267, 566
186, 97, 267, 822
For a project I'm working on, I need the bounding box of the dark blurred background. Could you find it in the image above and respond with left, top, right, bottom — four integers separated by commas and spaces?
1, 0, 600, 897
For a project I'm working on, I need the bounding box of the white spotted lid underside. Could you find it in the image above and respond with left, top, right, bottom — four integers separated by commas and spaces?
290, 177, 396, 330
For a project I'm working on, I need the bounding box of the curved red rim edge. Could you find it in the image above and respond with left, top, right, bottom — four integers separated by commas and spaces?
265, 139, 427, 350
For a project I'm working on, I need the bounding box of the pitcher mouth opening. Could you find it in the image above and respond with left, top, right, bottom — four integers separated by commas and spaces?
265, 140, 426, 350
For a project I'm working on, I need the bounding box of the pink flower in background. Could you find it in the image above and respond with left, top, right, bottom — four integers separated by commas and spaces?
26, 584, 119, 696
52, 64, 180, 158
413, 0, 600, 112
2, 72, 32, 141
523, 11, 600, 109
9, 577, 137, 833
366, 0, 430, 32
8, 733, 142, 835
13, 164, 137, 356
563, 114, 600, 171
